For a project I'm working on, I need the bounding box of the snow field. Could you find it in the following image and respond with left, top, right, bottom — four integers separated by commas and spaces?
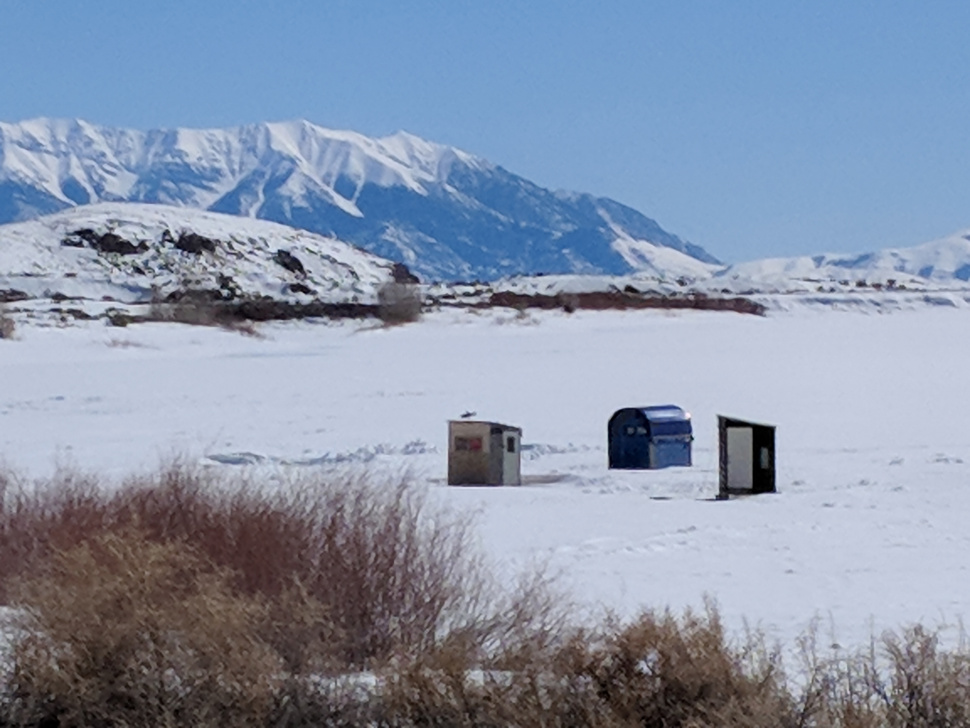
1, 306, 969, 651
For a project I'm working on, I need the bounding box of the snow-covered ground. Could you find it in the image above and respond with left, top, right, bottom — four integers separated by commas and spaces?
1, 305, 969, 651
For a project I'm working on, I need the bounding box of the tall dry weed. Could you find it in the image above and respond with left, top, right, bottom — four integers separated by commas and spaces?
6, 530, 279, 728
0, 463, 503, 670
7, 461, 970, 726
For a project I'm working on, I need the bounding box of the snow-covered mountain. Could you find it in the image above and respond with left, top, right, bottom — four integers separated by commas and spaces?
0, 118, 717, 281
711, 230, 970, 293
0, 203, 398, 304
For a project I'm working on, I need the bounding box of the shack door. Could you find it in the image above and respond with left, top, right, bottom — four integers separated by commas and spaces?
726, 426, 754, 491
502, 430, 521, 485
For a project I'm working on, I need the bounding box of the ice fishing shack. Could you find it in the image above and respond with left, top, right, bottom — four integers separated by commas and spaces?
608, 405, 693, 469
448, 420, 522, 486
717, 415, 776, 498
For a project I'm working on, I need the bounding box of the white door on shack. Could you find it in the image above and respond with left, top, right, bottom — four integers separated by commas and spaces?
726, 426, 754, 491
502, 429, 521, 485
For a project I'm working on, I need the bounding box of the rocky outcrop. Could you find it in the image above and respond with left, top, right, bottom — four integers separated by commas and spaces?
62, 229, 147, 255
174, 232, 218, 254
391, 262, 420, 285
274, 249, 306, 276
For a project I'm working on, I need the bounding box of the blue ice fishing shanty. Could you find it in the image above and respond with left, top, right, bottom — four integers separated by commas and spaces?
608, 405, 693, 469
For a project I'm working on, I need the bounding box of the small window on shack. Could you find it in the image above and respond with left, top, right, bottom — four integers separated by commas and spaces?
759, 446, 771, 470
636, 426, 647, 435
455, 437, 483, 452
506, 436, 516, 453
625, 426, 635, 435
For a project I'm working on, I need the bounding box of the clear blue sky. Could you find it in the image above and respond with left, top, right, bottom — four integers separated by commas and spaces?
2, 0, 969, 262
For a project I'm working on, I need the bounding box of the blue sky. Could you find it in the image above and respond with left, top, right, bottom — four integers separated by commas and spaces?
2, 1, 969, 262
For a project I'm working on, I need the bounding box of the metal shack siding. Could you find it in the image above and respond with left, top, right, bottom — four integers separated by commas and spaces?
609, 406, 692, 469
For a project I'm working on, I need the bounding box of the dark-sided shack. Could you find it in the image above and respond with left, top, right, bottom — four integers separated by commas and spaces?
718, 415, 776, 498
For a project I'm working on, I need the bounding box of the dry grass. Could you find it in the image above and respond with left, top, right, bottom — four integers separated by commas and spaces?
793, 623, 970, 728
4, 462, 970, 726
0, 463, 522, 725
0, 463, 495, 670
148, 292, 261, 336
380, 604, 793, 727
6, 531, 279, 727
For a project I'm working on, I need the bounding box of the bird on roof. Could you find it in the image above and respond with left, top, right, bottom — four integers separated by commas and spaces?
460, 411, 477, 419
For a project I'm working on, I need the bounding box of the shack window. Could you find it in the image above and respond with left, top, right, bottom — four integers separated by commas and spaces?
455, 437, 483, 451
759, 446, 771, 470
625, 426, 635, 435
506, 436, 516, 453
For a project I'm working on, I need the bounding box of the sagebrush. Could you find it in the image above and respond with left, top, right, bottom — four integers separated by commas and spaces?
0, 464, 502, 668
7, 531, 279, 728
3, 462, 970, 726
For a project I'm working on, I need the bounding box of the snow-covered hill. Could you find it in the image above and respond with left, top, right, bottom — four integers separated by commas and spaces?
5, 201, 970, 317
476, 229, 970, 312
0, 203, 398, 304
713, 230, 970, 293
0, 118, 717, 281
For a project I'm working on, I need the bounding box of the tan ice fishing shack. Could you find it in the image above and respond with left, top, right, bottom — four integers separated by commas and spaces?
447, 420, 522, 486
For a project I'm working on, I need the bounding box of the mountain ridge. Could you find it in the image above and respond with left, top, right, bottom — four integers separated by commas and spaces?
0, 117, 716, 281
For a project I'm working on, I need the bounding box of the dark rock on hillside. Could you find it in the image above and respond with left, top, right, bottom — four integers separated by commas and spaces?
0, 289, 29, 303
391, 262, 420, 284
274, 249, 306, 276
217, 274, 241, 300
287, 282, 316, 296
175, 232, 218, 254
63, 229, 147, 255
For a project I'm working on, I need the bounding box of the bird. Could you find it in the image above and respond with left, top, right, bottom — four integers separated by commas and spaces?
460, 411, 477, 419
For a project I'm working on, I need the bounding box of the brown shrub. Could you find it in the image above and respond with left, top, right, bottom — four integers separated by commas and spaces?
150, 288, 225, 326
879, 626, 970, 726
574, 607, 791, 727
0, 307, 14, 339
793, 624, 970, 728
377, 281, 423, 325
0, 463, 499, 671
9, 462, 970, 726
0, 463, 563, 724
147, 289, 259, 335
381, 605, 794, 728
6, 530, 280, 728
0, 465, 107, 603
486, 290, 768, 316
